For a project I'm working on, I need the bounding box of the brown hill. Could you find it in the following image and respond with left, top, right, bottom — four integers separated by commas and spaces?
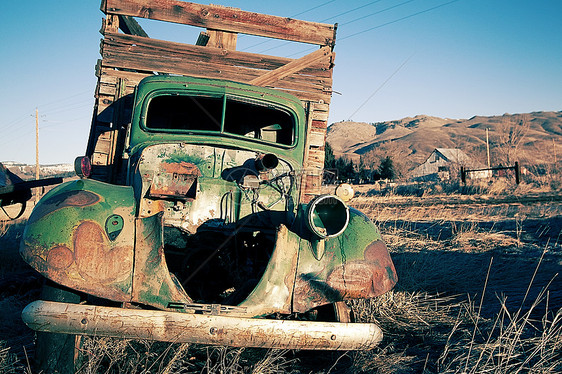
327, 111, 562, 175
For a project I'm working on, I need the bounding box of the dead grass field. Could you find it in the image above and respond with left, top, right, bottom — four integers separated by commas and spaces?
1, 187, 561, 373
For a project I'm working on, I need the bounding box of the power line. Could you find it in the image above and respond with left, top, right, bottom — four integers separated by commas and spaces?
36, 89, 92, 110
291, 0, 339, 18
0, 114, 31, 132
340, 0, 417, 26
258, 0, 458, 57
340, 0, 461, 41
0, 90, 92, 132
284, 0, 461, 58
348, 53, 414, 120
40, 101, 94, 117
241, 0, 339, 51
320, 0, 385, 22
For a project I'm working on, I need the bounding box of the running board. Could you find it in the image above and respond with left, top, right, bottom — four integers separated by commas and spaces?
22, 301, 382, 350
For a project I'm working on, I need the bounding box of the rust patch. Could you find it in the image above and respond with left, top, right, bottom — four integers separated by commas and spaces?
293, 273, 335, 312
74, 221, 131, 284
46, 246, 74, 270
327, 262, 374, 298
364, 240, 390, 264
326, 240, 397, 299
149, 162, 201, 200
62, 190, 100, 206
364, 240, 398, 287
295, 239, 398, 311
161, 162, 202, 176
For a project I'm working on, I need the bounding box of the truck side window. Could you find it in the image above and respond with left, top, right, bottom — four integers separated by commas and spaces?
146, 95, 223, 131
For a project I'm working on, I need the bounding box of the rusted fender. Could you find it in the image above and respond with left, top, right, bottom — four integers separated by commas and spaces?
294, 207, 398, 312
20, 179, 137, 301
22, 300, 383, 350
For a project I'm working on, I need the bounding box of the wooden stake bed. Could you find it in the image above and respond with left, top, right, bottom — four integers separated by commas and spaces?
88, 0, 336, 201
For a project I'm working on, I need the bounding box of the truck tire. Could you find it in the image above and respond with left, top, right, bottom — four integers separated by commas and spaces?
34, 281, 83, 373
310, 301, 354, 323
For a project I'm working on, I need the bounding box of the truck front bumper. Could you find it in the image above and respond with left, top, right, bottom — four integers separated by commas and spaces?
23, 300, 382, 350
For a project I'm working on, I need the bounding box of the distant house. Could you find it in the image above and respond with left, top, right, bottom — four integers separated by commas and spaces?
411, 148, 490, 182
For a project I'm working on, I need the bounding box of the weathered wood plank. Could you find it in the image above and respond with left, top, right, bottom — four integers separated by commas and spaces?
101, 14, 119, 34
196, 31, 209, 46
101, 33, 333, 77
207, 29, 237, 50
99, 54, 329, 90
98, 66, 331, 104
312, 102, 330, 112
99, 66, 150, 84
100, 36, 333, 102
118, 15, 148, 36
311, 111, 329, 122
103, 0, 336, 46
309, 130, 326, 148
249, 47, 333, 87
311, 120, 328, 130
305, 149, 325, 169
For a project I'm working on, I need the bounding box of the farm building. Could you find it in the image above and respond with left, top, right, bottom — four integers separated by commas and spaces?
411, 148, 491, 181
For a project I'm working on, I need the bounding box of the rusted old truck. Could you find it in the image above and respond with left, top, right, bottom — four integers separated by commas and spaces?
20, 0, 397, 369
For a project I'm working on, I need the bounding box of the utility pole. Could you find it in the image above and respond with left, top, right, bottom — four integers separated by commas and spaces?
486, 128, 491, 168
35, 108, 40, 181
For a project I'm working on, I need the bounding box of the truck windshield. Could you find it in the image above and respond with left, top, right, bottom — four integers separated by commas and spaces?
145, 94, 295, 146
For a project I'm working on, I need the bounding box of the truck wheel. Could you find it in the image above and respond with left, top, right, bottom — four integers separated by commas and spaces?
310, 301, 354, 323
34, 281, 83, 373
333, 301, 353, 323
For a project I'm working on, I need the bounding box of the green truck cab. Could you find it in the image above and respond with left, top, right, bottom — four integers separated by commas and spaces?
20, 1, 397, 368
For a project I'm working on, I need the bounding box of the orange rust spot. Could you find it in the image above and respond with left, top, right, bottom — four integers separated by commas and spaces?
160, 162, 202, 176
364, 240, 389, 262
327, 262, 374, 298
74, 221, 131, 283
46, 246, 74, 270
62, 191, 100, 206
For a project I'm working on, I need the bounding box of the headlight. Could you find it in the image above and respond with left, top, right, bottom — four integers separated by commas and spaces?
306, 194, 349, 239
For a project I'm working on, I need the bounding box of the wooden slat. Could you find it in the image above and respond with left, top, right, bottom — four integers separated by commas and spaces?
311, 120, 328, 130
100, 33, 333, 102
309, 130, 325, 148
102, 33, 333, 77
99, 67, 151, 84
249, 47, 332, 87
99, 57, 331, 99
103, 0, 336, 46
196, 31, 210, 46
118, 15, 148, 36
311, 103, 330, 121
207, 29, 237, 50
305, 148, 325, 169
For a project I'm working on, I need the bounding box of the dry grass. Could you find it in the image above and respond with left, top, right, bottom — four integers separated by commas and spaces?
73, 339, 298, 374
346, 248, 562, 373
1, 191, 561, 373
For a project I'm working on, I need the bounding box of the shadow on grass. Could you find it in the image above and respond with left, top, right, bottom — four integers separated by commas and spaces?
391, 249, 561, 319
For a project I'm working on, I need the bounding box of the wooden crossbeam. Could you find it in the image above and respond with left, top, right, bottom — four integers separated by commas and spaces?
118, 15, 148, 36
102, 0, 336, 46
249, 46, 333, 87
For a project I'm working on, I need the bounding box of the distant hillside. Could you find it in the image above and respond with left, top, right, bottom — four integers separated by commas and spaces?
2, 161, 74, 180
327, 111, 562, 175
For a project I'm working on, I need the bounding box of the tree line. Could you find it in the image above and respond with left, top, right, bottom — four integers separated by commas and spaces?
324, 143, 395, 184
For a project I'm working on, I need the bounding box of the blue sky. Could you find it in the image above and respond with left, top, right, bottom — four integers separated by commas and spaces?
1, 0, 560, 164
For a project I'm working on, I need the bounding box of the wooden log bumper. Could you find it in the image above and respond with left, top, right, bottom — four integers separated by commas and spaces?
22, 300, 382, 350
